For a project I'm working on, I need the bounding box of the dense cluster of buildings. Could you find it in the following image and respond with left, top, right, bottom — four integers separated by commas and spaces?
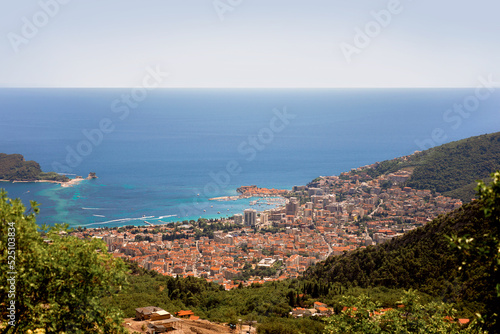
76, 224, 330, 290
75, 166, 463, 288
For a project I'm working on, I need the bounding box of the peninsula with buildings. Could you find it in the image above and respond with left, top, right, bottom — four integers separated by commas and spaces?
209, 185, 288, 201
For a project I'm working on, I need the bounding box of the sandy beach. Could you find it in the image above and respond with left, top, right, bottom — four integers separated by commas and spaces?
60, 177, 85, 187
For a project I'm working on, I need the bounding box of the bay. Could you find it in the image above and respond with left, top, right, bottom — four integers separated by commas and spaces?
0, 88, 498, 228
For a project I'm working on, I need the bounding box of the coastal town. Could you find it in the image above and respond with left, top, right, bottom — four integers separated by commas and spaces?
73, 160, 464, 291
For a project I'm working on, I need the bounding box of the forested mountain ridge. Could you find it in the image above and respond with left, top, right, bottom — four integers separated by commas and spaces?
346, 132, 500, 202
406, 132, 500, 200
0, 153, 68, 182
303, 199, 499, 320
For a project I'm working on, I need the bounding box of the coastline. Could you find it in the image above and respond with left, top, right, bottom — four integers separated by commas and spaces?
209, 195, 243, 201
2, 179, 289, 229
209, 194, 286, 202
1, 177, 85, 188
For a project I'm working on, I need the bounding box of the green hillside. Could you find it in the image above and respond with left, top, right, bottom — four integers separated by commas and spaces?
0, 153, 68, 182
303, 198, 499, 324
362, 132, 500, 202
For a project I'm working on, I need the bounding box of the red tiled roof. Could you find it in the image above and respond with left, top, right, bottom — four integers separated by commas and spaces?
342, 307, 358, 312
176, 310, 195, 317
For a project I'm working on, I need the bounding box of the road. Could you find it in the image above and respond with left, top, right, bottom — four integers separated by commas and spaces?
368, 199, 383, 218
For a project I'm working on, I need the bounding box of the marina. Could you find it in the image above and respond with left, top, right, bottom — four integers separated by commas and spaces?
249, 197, 287, 208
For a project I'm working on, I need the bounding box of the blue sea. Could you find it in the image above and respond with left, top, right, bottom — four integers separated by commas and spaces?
1, 88, 499, 228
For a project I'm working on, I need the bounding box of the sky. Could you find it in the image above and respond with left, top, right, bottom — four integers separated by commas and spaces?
0, 0, 499, 88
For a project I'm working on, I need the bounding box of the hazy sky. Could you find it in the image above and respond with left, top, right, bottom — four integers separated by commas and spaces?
1, 0, 499, 88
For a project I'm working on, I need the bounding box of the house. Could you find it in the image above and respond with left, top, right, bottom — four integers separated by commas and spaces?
317, 306, 331, 315
313, 301, 327, 310
146, 317, 182, 334
135, 306, 170, 321
290, 307, 313, 318
150, 310, 171, 321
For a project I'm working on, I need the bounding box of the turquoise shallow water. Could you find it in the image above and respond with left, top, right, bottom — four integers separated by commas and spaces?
1, 88, 499, 228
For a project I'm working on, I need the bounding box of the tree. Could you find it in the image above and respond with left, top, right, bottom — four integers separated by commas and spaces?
0, 190, 128, 333
287, 290, 296, 307
323, 291, 484, 334
448, 171, 500, 331
475, 171, 500, 294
